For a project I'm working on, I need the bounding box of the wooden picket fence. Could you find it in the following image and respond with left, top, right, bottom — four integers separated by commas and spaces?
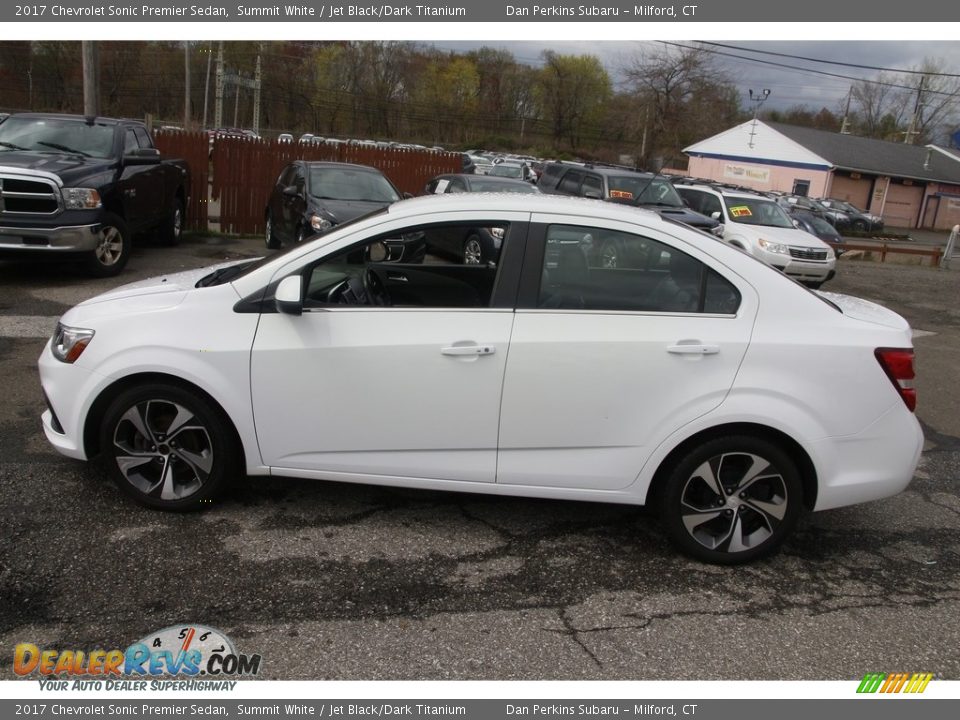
151, 131, 461, 235
153, 130, 210, 232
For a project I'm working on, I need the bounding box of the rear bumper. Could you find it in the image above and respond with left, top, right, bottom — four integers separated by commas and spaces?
812, 403, 924, 511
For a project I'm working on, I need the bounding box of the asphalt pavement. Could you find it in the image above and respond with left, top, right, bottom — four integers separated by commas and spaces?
1, 236, 958, 681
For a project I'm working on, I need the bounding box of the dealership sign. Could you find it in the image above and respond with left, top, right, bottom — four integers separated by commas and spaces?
723, 164, 771, 184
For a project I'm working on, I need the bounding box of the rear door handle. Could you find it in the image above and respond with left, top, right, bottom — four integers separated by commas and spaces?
441, 345, 496, 356
667, 343, 719, 355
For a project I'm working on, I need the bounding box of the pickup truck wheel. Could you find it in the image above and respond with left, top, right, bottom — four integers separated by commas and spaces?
265, 213, 281, 249
160, 197, 184, 246
85, 214, 131, 278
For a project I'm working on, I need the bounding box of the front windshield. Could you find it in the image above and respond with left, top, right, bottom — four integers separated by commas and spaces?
608, 177, 684, 207
491, 164, 523, 178
309, 167, 401, 203
0, 117, 115, 158
725, 197, 794, 227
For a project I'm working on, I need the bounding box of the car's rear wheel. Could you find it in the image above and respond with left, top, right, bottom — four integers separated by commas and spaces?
160, 197, 184, 246
659, 436, 803, 564
100, 383, 238, 511
853, 219, 868, 232
265, 213, 281, 249
84, 213, 131, 278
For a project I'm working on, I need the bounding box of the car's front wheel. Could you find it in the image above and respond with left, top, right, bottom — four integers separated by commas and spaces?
99, 383, 239, 511
659, 436, 803, 564
463, 234, 485, 264
265, 213, 281, 249
84, 213, 131, 277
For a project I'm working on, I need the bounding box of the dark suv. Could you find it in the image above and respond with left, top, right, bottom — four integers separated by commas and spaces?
538, 163, 721, 234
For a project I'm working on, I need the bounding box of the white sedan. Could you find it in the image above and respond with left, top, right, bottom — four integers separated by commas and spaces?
38, 194, 923, 563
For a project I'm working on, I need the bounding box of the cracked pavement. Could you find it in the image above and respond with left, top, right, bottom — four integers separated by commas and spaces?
1, 239, 958, 680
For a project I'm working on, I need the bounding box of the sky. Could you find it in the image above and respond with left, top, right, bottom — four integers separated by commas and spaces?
432, 40, 960, 114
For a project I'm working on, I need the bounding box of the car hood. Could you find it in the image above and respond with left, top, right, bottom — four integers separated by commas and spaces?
311, 198, 392, 224
733, 223, 829, 249
74, 260, 251, 310
818, 292, 911, 330
0, 151, 115, 184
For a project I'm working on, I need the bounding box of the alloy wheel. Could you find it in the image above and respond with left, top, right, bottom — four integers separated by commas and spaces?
95, 226, 125, 266
464, 237, 483, 264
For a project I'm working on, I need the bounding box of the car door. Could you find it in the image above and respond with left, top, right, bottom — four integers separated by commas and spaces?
496, 215, 757, 491
116, 127, 152, 231
249, 212, 529, 483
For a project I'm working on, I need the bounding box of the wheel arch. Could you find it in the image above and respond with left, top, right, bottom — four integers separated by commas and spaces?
83, 371, 245, 463
644, 422, 818, 511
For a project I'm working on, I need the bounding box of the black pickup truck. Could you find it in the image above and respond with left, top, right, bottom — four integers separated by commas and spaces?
0, 113, 189, 276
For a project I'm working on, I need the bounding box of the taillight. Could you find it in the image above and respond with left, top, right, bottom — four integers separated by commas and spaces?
875, 348, 916, 412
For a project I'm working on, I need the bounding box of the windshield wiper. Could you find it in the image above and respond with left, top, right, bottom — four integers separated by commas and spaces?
0, 141, 29, 151
36, 141, 92, 157
195, 262, 255, 288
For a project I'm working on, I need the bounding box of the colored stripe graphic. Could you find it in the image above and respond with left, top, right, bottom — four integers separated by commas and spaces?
857, 672, 932, 693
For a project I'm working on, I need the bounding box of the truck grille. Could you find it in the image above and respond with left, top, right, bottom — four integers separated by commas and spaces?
788, 246, 828, 261
0, 174, 61, 215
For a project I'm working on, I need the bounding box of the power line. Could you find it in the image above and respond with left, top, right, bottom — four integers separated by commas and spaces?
698, 41, 960, 78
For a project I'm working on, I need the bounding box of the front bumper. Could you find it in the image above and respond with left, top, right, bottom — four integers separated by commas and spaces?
0, 223, 101, 254
756, 248, 837, 282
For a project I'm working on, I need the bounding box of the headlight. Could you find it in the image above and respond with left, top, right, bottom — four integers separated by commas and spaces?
62, 188, 102, 210
51, 323, 95, 363
757, 238, 789, 254
310, 214, 333, 232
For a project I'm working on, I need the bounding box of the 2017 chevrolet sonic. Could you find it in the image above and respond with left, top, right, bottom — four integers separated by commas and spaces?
39, 194, 923, 564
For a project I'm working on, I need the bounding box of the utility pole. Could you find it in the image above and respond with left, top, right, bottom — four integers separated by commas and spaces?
202, 42, 212, 129
840, 86, 853, 134
252, 51, 262, 136
747, 88, 771, 148
214, 41, 224, 129
903, 75, 925, 144
81, 41, 100, 116
183, 42, 191, 130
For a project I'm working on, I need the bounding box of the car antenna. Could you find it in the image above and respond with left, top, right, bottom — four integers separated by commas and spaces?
631, 162, 668, 207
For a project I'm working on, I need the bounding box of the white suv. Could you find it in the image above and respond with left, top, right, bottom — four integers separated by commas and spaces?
677, 185, 836, 288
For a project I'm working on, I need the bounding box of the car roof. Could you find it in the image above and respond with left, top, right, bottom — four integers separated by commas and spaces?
298, 161, 386, 173
677, 183, 771, 201
388, 192, 662, 222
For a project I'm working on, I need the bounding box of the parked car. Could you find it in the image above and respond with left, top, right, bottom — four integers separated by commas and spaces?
774, 194, 851, 229
789, 208, 844, 256
676, 184, 836, 288
539, 163, 722, 240
0, 112, 189, 276
277, 133, 293, 143
38, 194, 922, 564
264, 161, 416, 258
421, 173, 540, 263
469, 155, 495, 175
819, 199, 884, 232
489, 161, 536, 182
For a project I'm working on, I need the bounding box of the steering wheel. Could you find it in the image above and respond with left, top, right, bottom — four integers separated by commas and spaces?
363, 267, 391, 306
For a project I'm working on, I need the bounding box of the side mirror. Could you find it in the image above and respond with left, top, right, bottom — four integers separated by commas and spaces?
792, 219, 801, 228
710, 211, 721, 220
583, 189, 602, 199
275, 275, 303, 315
123, 147, 161, 166
282, 185, 300, 198
403, 192, 413, 200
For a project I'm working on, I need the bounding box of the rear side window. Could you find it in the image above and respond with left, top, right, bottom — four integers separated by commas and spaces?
558, 170, 583, 195
581, 174, 603, 199
538, 224, 741, 314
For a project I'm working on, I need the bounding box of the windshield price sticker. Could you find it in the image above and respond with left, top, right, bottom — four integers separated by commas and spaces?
610, 190, 633, 199
730, 206, 753, 217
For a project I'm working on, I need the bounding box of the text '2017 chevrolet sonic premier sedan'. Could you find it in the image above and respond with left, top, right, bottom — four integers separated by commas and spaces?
39, 194, 923, 564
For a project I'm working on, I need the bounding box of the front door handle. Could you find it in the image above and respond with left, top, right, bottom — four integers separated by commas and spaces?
441, 344, 496, 356
667, 343, 719, 355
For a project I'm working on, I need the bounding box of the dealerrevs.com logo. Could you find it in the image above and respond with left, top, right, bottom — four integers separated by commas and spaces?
857, 673, 934, 694
14, 625, 261, 690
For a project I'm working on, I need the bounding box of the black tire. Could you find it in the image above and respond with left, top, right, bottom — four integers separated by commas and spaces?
160, 196, 184, 246
99, 382, 239, 511
265, 213, 281, 249
852, 219, 868, 232
658, 435, 804, 564
805, 281, 824, 290
84, 213, 131, 278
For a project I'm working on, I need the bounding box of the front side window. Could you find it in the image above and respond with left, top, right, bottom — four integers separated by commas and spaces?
538, 224, 740, 314
558, 170, 583, 194
302, 221, 512, 309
